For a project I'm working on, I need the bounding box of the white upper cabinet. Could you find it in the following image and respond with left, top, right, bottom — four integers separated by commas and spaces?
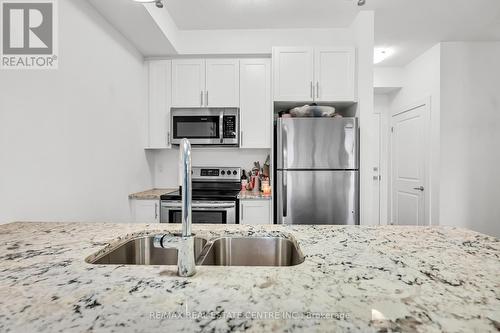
205, 59, 240, 107
172, 59, 205, 107
273, 47, 314, 101
240, 59, 272, 149
273, 47, 356, 102
314, 47, 356, 102
147, 60, 171, 149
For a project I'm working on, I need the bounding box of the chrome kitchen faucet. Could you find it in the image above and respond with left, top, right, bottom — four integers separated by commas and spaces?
153, 138, 196, 277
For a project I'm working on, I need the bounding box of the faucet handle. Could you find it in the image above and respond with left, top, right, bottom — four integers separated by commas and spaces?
153, 234, 166, 248
153, 234, 183, 249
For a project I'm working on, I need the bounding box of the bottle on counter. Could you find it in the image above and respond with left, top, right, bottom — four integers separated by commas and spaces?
241, 170, 248, 191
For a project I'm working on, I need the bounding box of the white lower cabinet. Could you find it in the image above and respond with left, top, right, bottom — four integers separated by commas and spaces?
239, 200, 272, 225
131, 200, 160, 223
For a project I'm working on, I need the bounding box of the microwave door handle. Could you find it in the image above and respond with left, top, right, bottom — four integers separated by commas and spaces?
219, 112, 224, 144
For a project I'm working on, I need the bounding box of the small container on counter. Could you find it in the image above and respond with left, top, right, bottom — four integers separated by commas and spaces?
262, 180, 271, 195
241, 170, 248, 191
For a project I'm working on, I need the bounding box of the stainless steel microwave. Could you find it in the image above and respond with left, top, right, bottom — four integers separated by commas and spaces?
170, 108, 239, 146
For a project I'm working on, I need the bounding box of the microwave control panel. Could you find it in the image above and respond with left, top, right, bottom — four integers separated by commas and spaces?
223, 116, 237, 139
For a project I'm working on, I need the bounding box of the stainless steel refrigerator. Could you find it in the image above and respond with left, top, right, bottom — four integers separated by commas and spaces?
275, 118, 359, 225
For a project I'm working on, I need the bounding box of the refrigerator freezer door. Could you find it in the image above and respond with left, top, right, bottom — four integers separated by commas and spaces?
276, 170, 359, 225
277, 118, 358, 170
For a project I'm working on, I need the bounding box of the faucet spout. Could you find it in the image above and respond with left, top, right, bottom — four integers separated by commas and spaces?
180, 138, 192, 238
153, 138, 196, 277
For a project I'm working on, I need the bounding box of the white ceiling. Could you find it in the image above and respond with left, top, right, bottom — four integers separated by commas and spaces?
165, 0, 500, 66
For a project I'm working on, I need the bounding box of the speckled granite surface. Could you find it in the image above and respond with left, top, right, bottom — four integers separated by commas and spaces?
238, 191, 272, 200
0, 222, 499, 332
128, 188, 177, 200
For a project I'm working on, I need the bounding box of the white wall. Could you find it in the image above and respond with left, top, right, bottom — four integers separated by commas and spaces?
374, 67, 404, 90
374, 94, 392, 225
0, 0, 152, 223
351, 12, 376, 225
439, 42, 500, 237
386, 44, 441, 225
176, 28, 353, 55
152, 149, 270, 187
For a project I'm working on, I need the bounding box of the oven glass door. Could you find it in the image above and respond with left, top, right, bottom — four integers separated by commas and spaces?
172, 116, 220, 140
169, 210, 227, 224
161, 201, 236, 224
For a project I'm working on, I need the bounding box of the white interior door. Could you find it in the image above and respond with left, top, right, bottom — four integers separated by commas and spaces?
172, 59, 205, 107
272, 47, 314, 101
391, 105, 427, 225
205, 59, 240, 107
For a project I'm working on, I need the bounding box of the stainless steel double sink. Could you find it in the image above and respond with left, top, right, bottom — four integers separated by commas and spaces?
89, 235, 305, 267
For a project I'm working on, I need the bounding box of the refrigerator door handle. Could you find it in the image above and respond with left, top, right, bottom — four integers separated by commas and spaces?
282, 124, 288, 170
282, 171, 287, 218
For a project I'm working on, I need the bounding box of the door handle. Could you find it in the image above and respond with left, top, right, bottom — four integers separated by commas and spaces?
205, 91, 209, 106
310, 81, 313, 99
316, 82, 320, 99
413, 186, 425, 192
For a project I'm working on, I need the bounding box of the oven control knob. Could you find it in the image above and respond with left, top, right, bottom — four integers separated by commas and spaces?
227, 170, 231, 175
221, 171, 226, 175
233, 170, 237, 175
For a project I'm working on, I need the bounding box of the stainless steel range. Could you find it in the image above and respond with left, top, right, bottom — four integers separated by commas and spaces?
160, 167, 241, 224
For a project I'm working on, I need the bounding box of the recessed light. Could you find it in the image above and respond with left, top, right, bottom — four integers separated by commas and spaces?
134, 0, 164, 8
374, 48, 394, 64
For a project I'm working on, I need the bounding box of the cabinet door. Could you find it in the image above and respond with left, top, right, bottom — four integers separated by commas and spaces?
147, 60, 172, 148
240, 59, 271, 148
240, 200, 272, 225
205, 59, 240, 107
172, 59, 205, 107
272, 47, 314, 101
314, 47, 356, 102
133, 200, 160, 223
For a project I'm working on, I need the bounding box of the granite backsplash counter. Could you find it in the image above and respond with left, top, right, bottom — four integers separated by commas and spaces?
0, 222, 499, 332
238, 191, 272, 200
128, 188, 177, 200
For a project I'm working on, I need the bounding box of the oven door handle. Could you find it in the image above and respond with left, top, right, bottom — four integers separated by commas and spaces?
161, 202, 236, 209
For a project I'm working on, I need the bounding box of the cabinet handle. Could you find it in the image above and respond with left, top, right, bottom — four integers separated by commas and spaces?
154, 202, 158, 220
316, 82, 320, 99
310, 81, 313, 99
200, 91, 203, 106
241, 204, 244, 220
240, 131, 243, 147
206, 91, 209, 106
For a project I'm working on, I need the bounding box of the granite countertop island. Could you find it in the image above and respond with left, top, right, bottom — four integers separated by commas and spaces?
1, 223, 499, 332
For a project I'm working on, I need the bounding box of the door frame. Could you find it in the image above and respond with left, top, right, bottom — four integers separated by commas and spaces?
389, 97, 432, 226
